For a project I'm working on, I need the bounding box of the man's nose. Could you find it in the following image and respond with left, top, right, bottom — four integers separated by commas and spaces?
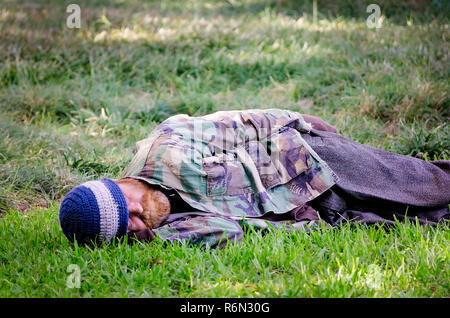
128, 202, 143, 215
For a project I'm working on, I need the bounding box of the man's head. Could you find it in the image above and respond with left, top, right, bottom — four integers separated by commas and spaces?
114, 178, 170, 232
59, 178, 170, 244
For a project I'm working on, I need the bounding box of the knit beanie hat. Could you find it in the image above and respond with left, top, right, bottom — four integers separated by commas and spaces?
59, 179, 129, 244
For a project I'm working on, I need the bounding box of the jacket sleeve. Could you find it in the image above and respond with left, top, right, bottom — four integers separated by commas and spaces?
128, 214, 244, 249
301, 114, 338, 134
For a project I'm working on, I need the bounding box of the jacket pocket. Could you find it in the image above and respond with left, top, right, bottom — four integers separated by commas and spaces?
268, 127, 313, 183
202, 153, 252, 196
246, 140, 282, 189
202, 127, 313, 196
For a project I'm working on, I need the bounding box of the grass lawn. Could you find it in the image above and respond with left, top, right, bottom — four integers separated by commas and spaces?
0, 0, 449, 297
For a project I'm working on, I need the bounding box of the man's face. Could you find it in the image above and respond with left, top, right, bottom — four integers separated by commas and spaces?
114, 179, 170, 233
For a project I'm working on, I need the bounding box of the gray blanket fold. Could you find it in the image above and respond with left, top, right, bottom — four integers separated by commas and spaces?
303, 130, 450, 226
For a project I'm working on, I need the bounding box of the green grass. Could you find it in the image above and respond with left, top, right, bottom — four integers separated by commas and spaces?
0, 0, 449, 297
1, 206, 449, 297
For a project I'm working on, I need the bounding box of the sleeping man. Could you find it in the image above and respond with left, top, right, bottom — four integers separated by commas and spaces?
59, 109, 450, 248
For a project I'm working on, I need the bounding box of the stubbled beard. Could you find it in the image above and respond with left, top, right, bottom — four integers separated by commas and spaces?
140, 188, 171, 229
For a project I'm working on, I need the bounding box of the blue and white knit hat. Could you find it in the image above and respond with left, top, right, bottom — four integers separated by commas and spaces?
59, 179, 128, 244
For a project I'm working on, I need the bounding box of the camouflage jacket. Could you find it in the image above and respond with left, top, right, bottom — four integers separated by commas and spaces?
124, 109, 339, 248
